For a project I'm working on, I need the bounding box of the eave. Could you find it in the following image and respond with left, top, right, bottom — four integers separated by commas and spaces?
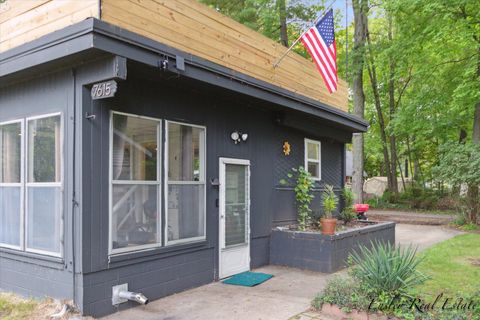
0, 18, 368, 133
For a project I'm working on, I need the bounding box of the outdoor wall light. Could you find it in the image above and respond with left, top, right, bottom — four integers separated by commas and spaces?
231, 131, 248, 144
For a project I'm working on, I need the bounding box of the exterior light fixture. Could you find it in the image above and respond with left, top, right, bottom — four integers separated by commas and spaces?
231, 131, 248, 144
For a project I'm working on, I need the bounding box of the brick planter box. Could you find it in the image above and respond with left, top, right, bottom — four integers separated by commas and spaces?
270, 221, 396, 273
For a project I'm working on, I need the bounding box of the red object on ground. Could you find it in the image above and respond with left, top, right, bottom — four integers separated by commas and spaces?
353, 204, 369, 213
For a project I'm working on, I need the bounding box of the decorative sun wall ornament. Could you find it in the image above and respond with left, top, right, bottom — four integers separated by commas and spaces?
283, 141, 291, 155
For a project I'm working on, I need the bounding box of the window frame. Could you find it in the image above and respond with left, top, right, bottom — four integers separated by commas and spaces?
0, 113, 64, 258
164, 120, 207, 246
108, 111, 163, 256
25, 112, 64, 258
304, 138, 322, 181
0, 118, 24, 251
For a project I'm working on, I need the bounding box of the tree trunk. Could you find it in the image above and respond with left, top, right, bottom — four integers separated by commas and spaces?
387, 15, 399, 195
365, 31, 392, 191
351, 0, 368, 204
278, 0, 289, 47
473, 103, 480, 143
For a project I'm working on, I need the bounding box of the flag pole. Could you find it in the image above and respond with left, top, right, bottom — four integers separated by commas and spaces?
272, 1, 336, 68
272, 28, 312, 68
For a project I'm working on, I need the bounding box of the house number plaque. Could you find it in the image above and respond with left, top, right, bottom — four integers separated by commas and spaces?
91, 80, 117, 100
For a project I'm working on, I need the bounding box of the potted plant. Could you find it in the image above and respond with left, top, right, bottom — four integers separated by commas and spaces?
321, 185, 339, 235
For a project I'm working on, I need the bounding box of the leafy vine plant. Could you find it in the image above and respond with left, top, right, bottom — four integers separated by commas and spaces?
287, 166, 315, 231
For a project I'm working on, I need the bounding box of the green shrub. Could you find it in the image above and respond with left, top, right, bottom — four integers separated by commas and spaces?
461, 222, 479, 231
339, 188, 356, 224
311, 275, 370, 313
339, 210, 357, 224
350, 241, 428, 296
454, 210, 468, 226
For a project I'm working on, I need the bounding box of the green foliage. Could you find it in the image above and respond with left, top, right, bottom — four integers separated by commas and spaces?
367, 185, 460, 213
453, 210, 468, 226
433, 142, 480, 187
342, 187, 354, 208
460, 222, 479, 231
321, 184, 338, 219
311, 275, 370, 313
360, 0, 480, 185
288, 167, 315, 230
339, 187, 356, 224
433, 142, 480, 222
314, 236, 480, 319
350, 241, 428, 296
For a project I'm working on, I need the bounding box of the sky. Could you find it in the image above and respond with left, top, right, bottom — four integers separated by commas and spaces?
331, 0, 353, 29
302, 0, 353, 30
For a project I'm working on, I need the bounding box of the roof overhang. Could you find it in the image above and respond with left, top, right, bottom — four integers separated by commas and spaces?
0, 18, 368, 133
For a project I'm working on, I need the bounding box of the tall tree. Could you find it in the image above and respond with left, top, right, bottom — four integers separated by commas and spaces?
351, 0, 368, 203
386, 14, 399, 194
277, 0, 289, 47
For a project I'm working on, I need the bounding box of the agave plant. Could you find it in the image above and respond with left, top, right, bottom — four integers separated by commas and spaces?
349, 241, 428, 296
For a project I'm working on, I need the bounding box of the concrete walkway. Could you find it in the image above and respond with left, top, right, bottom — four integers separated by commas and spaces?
395, 223, 463, 252
101, 265, 335, 320
100, 224, 463, 320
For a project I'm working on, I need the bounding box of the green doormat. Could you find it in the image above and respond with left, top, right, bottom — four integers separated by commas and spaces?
222, 271, 273, 287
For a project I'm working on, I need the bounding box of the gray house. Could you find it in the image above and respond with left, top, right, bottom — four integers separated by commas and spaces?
0, 0, 367, 317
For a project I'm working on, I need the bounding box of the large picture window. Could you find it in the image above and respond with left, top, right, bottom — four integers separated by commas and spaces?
0, 114, 63, 257
305, 138, 321, 180
166, 121, 206, 244
110, 112, 161, 254
108, 115, 207, 255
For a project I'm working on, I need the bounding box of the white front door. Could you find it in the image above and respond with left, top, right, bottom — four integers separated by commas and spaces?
219, 158, 251, 279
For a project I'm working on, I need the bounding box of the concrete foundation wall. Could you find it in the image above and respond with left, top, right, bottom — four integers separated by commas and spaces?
81, 248, 214, 317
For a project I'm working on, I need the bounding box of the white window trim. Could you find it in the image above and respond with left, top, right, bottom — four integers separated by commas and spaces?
0, 113, 64, 257
108, 111, 163, 256
24, 112, 64, 258
0, 119, 24, 251
164, 120, 207, 246
304, 138, 322, 181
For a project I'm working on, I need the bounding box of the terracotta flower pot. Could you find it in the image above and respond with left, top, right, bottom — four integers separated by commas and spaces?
320, 218, 337, 235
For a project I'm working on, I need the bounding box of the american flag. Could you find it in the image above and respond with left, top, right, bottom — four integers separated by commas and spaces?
300, 9, 337, 93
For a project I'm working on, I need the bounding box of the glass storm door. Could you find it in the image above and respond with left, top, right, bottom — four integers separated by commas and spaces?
219, 158, 250, 279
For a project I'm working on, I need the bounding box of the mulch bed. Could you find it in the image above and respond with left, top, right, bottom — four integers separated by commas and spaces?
284, 220, 378, 233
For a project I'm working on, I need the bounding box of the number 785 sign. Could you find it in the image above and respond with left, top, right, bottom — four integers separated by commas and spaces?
91, 80, 117, 100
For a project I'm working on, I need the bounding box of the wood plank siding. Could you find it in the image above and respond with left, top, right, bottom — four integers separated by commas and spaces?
0, 0, 348, 111
0, 0, 99, 52
101, 0, 348, 111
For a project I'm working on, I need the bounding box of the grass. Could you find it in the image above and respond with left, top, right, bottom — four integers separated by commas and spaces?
0, 293, 38, 320
413, 233, 480, 298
